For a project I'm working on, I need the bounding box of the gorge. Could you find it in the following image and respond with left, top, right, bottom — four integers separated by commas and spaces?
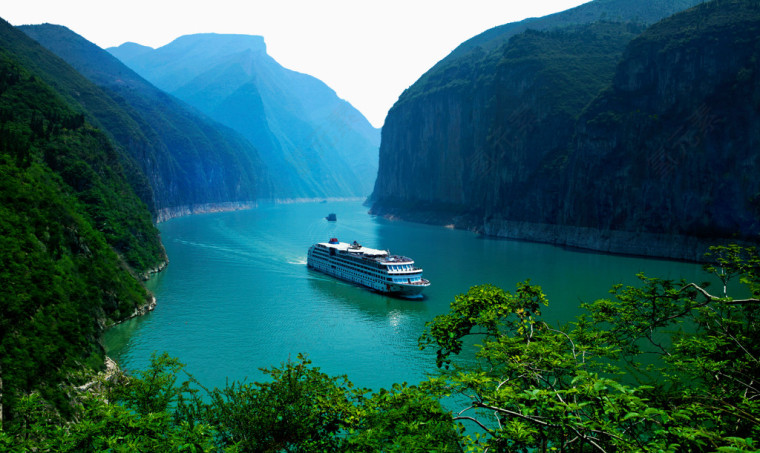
108, 34, 380, 200
2, 0, 760, 447
370, 0, 760, 260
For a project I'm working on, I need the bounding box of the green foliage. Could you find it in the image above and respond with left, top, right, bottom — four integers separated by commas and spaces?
0, 49, 163, 423
420, 244, 760, 451
0, 51, 164, 274
345, 382, 464, 452
191, 354, 365, 452
5, 245, 760, 451
2, 352, 463, 452
1, 356, 215, 452
406, 0, 706, 106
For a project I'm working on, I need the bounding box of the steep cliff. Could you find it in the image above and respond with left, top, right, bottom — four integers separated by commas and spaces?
371, 0, 759, 260
554, 0, 760, 256
372, 22, 642, 225
372, 0, 705, 216
18, 25, 272, 220
109, 34, 379, 199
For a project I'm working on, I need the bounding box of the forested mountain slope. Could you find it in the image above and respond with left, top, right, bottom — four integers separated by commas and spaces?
371, 0, 759, 260
17, 24, 272, 220
109, 34, 379, 199
0, 33, 164, 422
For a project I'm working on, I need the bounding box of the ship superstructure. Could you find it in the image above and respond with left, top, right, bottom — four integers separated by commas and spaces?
307, 238, 429, 297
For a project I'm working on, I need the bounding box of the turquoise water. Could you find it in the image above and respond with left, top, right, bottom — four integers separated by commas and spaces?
105, 200, 709, 391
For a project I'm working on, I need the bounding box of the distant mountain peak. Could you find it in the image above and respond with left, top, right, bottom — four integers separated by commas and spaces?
109, 32, 379, 199
111, 41, 154, 59
162, 33, 267, 56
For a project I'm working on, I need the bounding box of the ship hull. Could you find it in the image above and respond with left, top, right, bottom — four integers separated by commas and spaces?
307, 241, 429, 298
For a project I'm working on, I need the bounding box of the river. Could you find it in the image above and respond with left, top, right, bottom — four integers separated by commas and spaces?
105, 200, 709, 392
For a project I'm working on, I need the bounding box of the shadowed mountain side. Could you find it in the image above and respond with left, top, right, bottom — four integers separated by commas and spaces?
553, 0, 760, 255
371, 0, 759, 260
0, 18, 168, 420
109, 33, 379, 199
19, 24, 273, 220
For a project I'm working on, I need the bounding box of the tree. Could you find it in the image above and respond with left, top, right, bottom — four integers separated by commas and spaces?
189, 354, 364, 452
5, 245, 759, 451
419, 245, 760, 452
0, 353, 215, 452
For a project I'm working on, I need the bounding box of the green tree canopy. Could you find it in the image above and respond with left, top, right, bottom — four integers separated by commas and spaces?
420, 244, 760, 451
3, 245, 759, 451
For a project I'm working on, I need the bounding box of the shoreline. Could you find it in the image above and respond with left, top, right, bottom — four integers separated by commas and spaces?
369, 203, 751, 263
155, 197, 366, 223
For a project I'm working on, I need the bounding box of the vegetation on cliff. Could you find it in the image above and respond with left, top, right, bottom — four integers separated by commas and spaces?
16, 23, 272, 217
0, 45, 163, 424
373, 21, 642, 221
372, 0, 760, 258
562, 0, 760, 241
3, 245, 758, 451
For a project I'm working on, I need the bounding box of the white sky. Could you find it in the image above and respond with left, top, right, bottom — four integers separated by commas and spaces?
4, 0, 590, 127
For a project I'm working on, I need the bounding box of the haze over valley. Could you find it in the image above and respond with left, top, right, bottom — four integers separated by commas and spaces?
2, 0, 759, 449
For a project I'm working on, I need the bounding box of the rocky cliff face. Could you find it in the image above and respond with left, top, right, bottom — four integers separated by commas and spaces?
558, 0, 760, 247
372, 0, 760, 260
373, 21, 643, 223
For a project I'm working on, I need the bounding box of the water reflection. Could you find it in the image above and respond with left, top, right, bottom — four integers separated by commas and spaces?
308, 271, 428, 318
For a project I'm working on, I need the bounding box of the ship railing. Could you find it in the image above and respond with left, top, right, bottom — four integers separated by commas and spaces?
388, 266, 423, 272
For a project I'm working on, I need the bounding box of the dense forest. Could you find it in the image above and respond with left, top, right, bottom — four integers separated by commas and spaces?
2, 0, 760, 450
0, 49, 165, 423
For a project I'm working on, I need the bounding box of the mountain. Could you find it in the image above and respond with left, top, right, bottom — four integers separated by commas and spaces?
551, 0, 760, 256
372, 20, 643, 220
369, 0, 760, 260
0, 18, 164, 421
108, 34, 379, 199
18, 24, 272, 221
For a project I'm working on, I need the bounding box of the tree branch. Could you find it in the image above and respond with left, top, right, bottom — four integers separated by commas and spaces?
680, 283, 760, 305
452, 415, 494, 435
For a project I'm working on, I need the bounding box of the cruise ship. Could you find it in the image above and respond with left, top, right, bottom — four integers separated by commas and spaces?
307, 238, 430, 297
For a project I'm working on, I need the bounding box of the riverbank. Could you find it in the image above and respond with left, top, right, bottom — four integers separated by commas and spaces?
369, 202, 749, 263
155, 198, 366, 223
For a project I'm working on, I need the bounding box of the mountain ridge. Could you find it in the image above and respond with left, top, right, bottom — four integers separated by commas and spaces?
19, 24, 273, 219
109, 33, 380, 199
0, 17, 166, 421
371, 0, 758, 260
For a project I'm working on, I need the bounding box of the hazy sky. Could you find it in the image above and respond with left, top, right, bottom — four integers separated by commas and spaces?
4, 0, 590, 127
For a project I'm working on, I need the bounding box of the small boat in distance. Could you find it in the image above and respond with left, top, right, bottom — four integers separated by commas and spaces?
307, 238, 430, 298
326, 213, 337, 221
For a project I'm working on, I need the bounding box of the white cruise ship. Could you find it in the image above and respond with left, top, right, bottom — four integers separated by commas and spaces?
307, 238, 430, 297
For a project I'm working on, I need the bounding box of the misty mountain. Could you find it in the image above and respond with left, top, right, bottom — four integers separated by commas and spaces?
109, 34, 380, 199
19, 24, 272, 220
